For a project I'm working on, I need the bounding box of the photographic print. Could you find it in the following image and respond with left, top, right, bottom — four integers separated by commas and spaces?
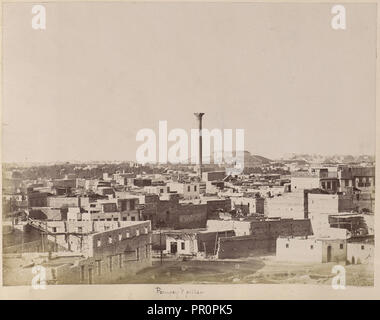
1, 1, 377, 297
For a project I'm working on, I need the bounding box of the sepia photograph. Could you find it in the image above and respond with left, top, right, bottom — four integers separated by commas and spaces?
0, 0, 378, 299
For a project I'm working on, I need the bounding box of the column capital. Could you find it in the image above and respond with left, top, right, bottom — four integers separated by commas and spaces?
194, 113, 205, 120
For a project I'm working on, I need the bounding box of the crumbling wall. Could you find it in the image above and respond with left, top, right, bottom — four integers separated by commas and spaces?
206, 199, 231, 216
91, 222, 151, 259
176, 204, 207, 229
353, 192, 375, 213
3, 239, 61, 254
151, 232, 167, 250
216, 219, 313, 259
197, 230, 235, 255
251, 219, 313, 237
266, 192, 305, 219
54, 249, 152, 284
217, 235, 276, 259
206, 220, 252, 236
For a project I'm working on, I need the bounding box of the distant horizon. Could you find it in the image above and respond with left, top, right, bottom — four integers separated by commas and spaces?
2, 151, 376, 166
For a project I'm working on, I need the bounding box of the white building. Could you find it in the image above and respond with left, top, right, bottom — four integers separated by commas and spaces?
347, 242, 374, 265
168, 182, 200, 199
164, 231, 198, 256
144, 185, 170, 195
276, 236, 347, 263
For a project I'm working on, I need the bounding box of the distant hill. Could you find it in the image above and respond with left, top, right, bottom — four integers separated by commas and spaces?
243, 151, 272, 167
280, 153, 375, 164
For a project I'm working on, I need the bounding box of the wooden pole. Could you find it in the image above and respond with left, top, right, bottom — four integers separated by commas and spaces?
160, 227, 163, 265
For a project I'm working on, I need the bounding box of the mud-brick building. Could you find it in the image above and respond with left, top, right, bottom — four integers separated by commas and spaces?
140, 193, 207, 229
3, 220, 152, 285
203, 197, 232, 217
48, 220, 152, 284
161, 229, 235, 257
27, 191, 49, 207
212, 218, 313, 259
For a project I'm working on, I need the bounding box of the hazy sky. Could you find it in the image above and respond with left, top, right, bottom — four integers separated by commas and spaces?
2, 2, 377, 163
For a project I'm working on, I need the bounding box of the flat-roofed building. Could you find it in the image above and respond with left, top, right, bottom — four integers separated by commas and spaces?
6, 220, 152, 285
276, 236, 347, 263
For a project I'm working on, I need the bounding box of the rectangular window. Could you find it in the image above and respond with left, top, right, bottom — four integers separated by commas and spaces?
187, 186, 191, 192
78, 227, 83, 233
108, 235, 112, 244
130, 200, 135, 210
327, 181, 331, 189
340, 244, 344, 249
52, 227, 57, 233
146, 244, 149, 258
118, 234, 122, 241
136, 248, 140, 261
361, 245, 365, 250
131, 217, 136, 221
97, 239, 101, 247
345, 180, 349, 187
181, 242, 185, 250
310, 245, 314, 250
126, 232, 130, 238
136, 229, 140, 236
119, 254, 123, 268
286, 244, 289, 248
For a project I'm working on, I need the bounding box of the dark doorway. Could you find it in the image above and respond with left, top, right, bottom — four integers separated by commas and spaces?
327, 246, 332, 262
88, 268, 93, 284
352, 256, 355, 265
170, 242, 178, 254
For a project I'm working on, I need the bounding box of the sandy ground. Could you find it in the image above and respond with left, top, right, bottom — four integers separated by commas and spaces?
112, 256, 374, 286
3, 255, 373, 286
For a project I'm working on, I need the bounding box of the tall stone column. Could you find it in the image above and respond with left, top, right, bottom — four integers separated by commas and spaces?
194, 113, 205, 177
